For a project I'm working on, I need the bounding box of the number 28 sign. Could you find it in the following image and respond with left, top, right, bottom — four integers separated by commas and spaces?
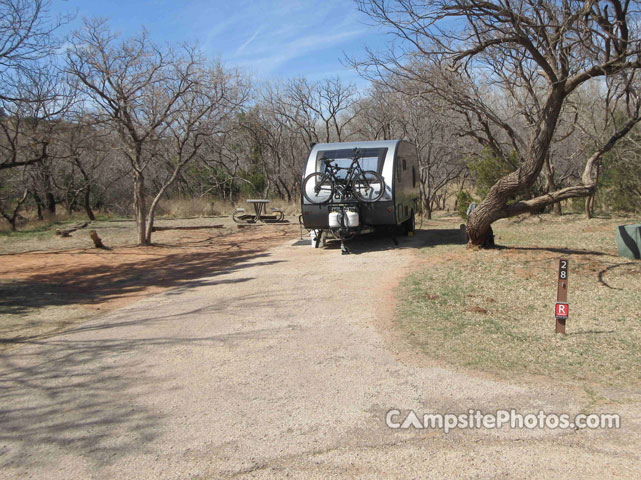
559, 259, 568, 280
555, 259, 569, 332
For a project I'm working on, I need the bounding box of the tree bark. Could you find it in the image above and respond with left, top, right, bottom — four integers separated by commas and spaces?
133, 171, 148, 246
543, 154, 562, 215
46, 191, 56, 214
32, 191, 44, 220
83, 186, 96, 221
467, 89, 565, 247
585, 195, 594, 219
89, 230, 106, 248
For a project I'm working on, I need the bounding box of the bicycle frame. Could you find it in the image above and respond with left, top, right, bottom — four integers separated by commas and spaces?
317, 150, 371, 201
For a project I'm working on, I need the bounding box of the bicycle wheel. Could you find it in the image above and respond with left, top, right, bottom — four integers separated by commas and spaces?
303, 172, 335, 204
352, 170, 384, 202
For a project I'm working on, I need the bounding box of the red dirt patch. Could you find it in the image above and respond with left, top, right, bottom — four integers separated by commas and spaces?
0, 224, 299, 313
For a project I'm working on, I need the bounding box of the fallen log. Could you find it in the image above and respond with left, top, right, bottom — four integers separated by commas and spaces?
236, 223, 264, 228
56, 222, 89, 237
151, 225, 224, 232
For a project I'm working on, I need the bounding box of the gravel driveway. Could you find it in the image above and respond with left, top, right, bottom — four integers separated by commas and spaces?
1, 231, 639, 479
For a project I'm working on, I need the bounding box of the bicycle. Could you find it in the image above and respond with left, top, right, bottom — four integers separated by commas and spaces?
302, 148, 385, 204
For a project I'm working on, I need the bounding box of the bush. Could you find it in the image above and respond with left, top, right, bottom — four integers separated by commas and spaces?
468, 148, 517, 199
597, 153, 641, 214
457, 190, 474, 219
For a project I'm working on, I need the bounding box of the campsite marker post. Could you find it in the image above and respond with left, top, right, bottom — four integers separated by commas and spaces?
555, 259, 569, 334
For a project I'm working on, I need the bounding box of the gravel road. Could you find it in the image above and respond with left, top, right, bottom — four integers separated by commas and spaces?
1, 231, 639, 479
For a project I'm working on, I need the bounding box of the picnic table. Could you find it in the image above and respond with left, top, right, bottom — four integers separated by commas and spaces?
232, 199, 285, 224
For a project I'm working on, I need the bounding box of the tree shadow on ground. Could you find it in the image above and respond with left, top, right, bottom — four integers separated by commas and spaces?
0, 248, 284, 318
0, 275, 294, 471
0, 335, 164, 470
497, 245, 616, 257
598, 262, 641, 289
315, 228, 467, 255
0, 316, 296, 471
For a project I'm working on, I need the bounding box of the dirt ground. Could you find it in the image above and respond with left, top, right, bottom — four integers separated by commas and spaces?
1, 215, 640, 479
1, 222, 640, 479
0, 217, 300, 349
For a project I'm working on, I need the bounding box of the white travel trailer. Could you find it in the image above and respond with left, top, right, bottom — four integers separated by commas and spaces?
300, 140, 419, 253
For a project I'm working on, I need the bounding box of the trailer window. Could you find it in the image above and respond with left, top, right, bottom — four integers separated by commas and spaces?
316, 148, 387, 179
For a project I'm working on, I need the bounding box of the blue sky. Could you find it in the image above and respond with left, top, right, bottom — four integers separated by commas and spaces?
52, 0, 388, 87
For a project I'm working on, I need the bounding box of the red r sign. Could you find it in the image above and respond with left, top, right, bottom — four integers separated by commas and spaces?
555, 302, 569, 320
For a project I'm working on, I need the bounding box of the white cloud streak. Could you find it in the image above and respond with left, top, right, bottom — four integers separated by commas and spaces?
236, 25, 263, 54
194, 0, 371, 76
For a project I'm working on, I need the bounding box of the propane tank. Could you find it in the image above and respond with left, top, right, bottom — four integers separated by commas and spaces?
345, 209, 359, 227
328, 211, 341, 228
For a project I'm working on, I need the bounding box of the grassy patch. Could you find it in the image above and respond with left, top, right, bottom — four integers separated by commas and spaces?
0, 217, 87, 237
397, 214, 641, 387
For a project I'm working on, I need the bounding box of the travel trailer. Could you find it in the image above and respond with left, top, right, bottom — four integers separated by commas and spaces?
300, 140, 419, 253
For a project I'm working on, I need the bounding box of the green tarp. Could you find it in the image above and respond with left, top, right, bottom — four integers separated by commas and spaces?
616, 224, 641, 260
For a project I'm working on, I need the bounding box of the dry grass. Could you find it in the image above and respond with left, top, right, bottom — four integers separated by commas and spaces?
397, 213, 641, 388
156, 197, 301, 217
0, 216, 243, 254
156, 197, 219, 217
0, 198, 302, 254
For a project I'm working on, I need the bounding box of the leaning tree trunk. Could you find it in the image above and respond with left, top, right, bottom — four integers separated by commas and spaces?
585, 195, 595, 219
467, 121, 636, 247
83, 186, 96, 221
143, 162, 188, 245
585, 165, 599, 219
465, 201, 497, 248
467, 90, 565, 247
1, 189, 28, 232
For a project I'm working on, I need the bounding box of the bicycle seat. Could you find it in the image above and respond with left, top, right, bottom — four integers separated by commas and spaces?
322, 158, 333, 165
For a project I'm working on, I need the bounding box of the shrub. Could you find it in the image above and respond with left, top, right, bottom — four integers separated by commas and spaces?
457, 190, 474, 219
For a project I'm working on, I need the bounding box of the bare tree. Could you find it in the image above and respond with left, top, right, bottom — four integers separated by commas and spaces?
142, 65, 248, 243
0, 0, 69, 103
350, 80, 469, 217
231, 78, 360, 202
0, 167, 28, 230
0, 0, 72, 174
272, 77, 359, 144
388, 85, 468, 218
350, 84, 396, 140
355, 0, 641, 247
66, 19, 246, 244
